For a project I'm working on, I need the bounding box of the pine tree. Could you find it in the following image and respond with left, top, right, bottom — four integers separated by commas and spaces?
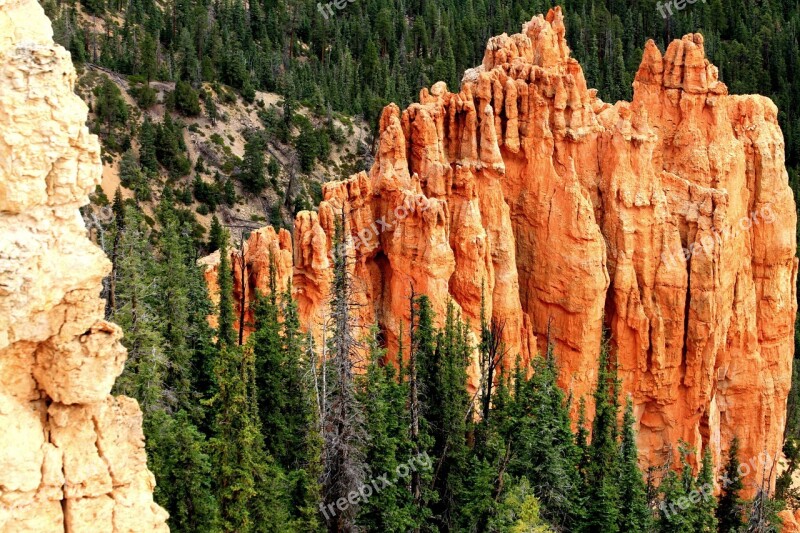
154, 200, 193, 411
183, 250, 218, 413
408, 292, 437, 529
106, 187, 125, 317
575, 396, 590, 475
618, 396, 652, 533
138, 117, 158, 174
210, 343, 289, 532
240, 132, 267, 194
509, 343, 584, 531
718, 436, 745, 532
110, 206, 166, 413
146, 409, 220, 533
658, 467, 693, 532
94, 76, 128, 137
155, 114, 191, 177
658, 442, 701, 533
468, 293, 516, 531
280, 284, 323, 532
251, 256, 311, 475
693, 447, 718, 532
424, 301, 472, 531
356, 326, 421, 531
208, 215, 224, 253
584, 333, 620, 533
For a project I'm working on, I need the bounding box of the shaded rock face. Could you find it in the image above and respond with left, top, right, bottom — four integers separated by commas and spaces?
0, 0, 168, 530
204, 8, 796, 488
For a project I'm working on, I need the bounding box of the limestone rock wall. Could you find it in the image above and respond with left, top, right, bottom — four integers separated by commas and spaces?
0, 0, 168, 530
203, 8, 797, 491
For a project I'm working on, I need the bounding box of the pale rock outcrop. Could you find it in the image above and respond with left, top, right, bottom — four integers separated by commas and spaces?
202, 7, 797, 495
0, 0, 168, 530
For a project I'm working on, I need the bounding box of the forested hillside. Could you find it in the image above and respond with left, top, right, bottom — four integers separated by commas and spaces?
46, 0, 800, 176
47, 0, 800, 530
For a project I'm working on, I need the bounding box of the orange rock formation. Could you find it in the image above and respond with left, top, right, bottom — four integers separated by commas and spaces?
203, 8, 797, 490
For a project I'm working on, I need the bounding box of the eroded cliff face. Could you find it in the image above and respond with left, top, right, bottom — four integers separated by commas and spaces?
204, 8, 797, 488
0, 0, 168, 530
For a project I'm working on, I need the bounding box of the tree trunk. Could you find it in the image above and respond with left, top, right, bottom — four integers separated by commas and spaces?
408, 287, 421, 523
237, 236, 247, 346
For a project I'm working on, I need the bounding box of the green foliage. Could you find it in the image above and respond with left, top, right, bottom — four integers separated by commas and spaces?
193, 175, 221, 210
208, 215, 225, 253
509, 345, 585, 531
153, 199, 197, 412
171, 80, 202, 116
107, 202, 222, 531
110, 206, 166, 412
584, 334, 621, 532
487, 477, 551, 533
91, 184, 110, 206
129, 82, 158, 109
80, 0, 104, 15
355, 327, 422, 532
657, 443, 718, 533
267, 157, 280, 179
146, 410, 220, 532
239, 132, 267, 194
618, 396, 652, 533
413, 299, 473, 530
695, 447, 718, 532
210, 343, 290, 532
93, 76, 129, 150
204, 90, 218, 124
138, 118, 158, 174
718, 437, 745, 532
294, 120, 330, 172
120, 149, 152, 201
251, 263, 311, 477
155, 115, 191, 177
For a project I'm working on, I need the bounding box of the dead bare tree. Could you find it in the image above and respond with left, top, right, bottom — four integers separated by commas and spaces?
480, 317, 507, 422
746, 451, 781, 532
320, 207, 367, 533
235, 232, 248, 346
407, 285, 422, 520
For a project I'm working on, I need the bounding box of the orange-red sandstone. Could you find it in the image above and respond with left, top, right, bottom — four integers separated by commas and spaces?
202, 8, 797, 495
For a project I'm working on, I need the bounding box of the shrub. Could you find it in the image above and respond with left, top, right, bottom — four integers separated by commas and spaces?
129, 83, 157, 109
171, 80, 201, 116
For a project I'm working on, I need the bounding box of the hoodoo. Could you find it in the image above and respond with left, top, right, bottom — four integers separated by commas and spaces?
204, 7, 798, 486
0, 0, 168, 530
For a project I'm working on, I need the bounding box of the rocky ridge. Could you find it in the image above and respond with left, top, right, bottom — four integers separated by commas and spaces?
205, 8, 798, 491
0, 0, 168, 530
